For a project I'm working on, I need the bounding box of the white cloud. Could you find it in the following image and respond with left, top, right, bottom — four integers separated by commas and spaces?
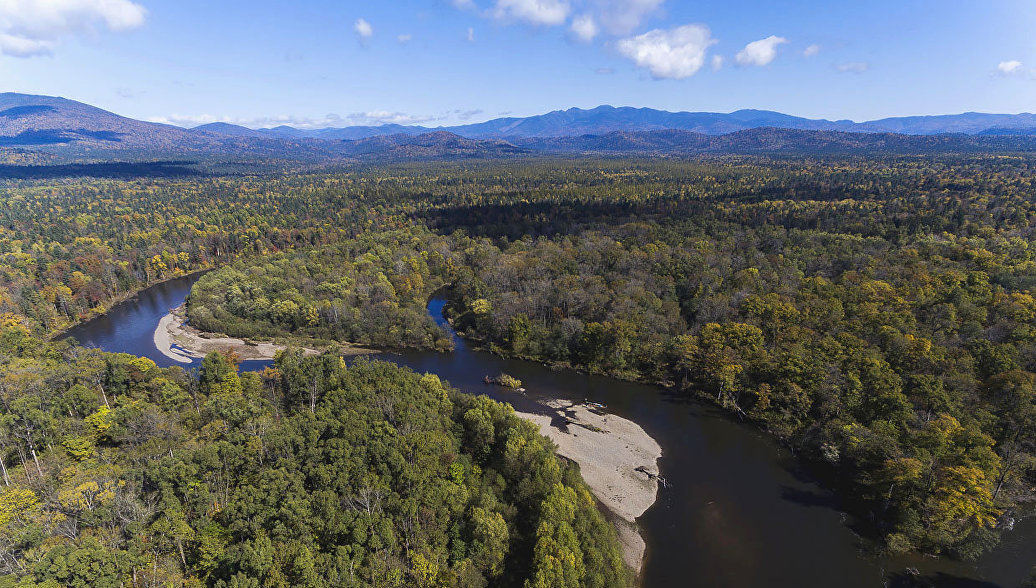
617, 24, 716, 80
735, 35, 787, 66
354, 18, 373, 39
467, 27, 475, 42
0, 0, 146, 57
453, 108, 484, 120
570, 14, 598, 42
590, 0, 664, 35
461, 0, 661, 36
998, 60, 1023, 75
352, 110, 433, 125
836, 61, 869, 74
711, 54, 723, 71
803, 44, 819, 57
397, 33, 412, 43
491, 0, 571, 25
0, 34, 52, 57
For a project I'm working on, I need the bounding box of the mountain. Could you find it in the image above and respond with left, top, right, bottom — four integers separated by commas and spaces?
442, 105, 853, 138
244, 105, 1036, 139
193, 122, 263, 138
859, 113, 1036, 135
0, 93, 209, 149
3, 93, 1036, 165
0, 93, 531, 163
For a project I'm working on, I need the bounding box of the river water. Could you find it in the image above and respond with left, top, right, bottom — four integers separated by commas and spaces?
63, 274, 1036, 588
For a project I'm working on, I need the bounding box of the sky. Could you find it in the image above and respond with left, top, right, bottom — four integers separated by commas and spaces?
1, 0, 1035, 128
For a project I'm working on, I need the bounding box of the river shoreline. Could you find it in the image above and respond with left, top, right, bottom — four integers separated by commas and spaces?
153, 304, 375, 362
52, 268, 215, 343
157, 300, 663, 573
511, 398, 662, 574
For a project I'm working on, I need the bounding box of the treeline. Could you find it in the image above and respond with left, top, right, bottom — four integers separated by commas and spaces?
0, 317, 629, 587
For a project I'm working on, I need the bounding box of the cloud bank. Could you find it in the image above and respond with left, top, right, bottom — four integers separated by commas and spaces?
0, 0, 146, 57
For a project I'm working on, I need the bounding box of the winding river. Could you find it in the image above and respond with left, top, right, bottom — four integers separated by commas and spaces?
63, 274, 1036, 587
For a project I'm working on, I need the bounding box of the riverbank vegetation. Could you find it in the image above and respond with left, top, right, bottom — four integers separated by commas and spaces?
3, 154, 1036, 563
0, 316, 629, 586
186, 228, 455, 351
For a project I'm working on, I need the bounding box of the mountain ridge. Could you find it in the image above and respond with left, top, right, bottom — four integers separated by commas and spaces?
221, 104, 1036, 139
2, 93, 1036, 162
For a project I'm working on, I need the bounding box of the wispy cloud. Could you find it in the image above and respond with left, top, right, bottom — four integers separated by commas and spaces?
452, 108, 485, 121
475, 0, 662, 35
803, 44, 820, 57
591, 0, 664, 35
397, 33, 412, 44
490, 0, 571, 26
617, 24, 716, 80
570, 14, 598, 42
735, 35, 787, 67
152, 107, 491, 130
0, 0, 146, 57
711, 54, 723, 71
467, 27, 475, 42
836, 61, 869, 74
354, 18, 373, 39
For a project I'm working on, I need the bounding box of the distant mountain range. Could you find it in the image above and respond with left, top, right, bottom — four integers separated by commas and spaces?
197, 104, 1036, 140
2, 93, 1036, 162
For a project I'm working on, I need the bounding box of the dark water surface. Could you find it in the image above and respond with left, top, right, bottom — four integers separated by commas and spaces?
63, 275, 1036, 588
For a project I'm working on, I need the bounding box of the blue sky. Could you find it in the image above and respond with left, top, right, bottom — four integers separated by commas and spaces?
2, 0, 1035, 128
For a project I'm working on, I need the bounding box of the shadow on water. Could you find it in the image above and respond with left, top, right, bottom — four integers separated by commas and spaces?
63, 274, 1036, 588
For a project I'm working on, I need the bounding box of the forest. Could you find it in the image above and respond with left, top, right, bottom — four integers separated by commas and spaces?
0, 317, 628, 586
0, 154, 1035, 583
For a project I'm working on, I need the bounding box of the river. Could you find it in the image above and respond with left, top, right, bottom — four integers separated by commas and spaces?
63, 274, 1036, 588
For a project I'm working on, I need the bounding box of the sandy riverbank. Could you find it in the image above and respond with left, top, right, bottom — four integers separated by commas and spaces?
154, 305, 374, 363
513, 398, 662, 574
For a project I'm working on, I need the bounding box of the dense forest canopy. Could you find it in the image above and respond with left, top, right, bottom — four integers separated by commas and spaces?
184, 155, 1036, 559
0, 318, 629, 586
0, 153, 1035, 583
